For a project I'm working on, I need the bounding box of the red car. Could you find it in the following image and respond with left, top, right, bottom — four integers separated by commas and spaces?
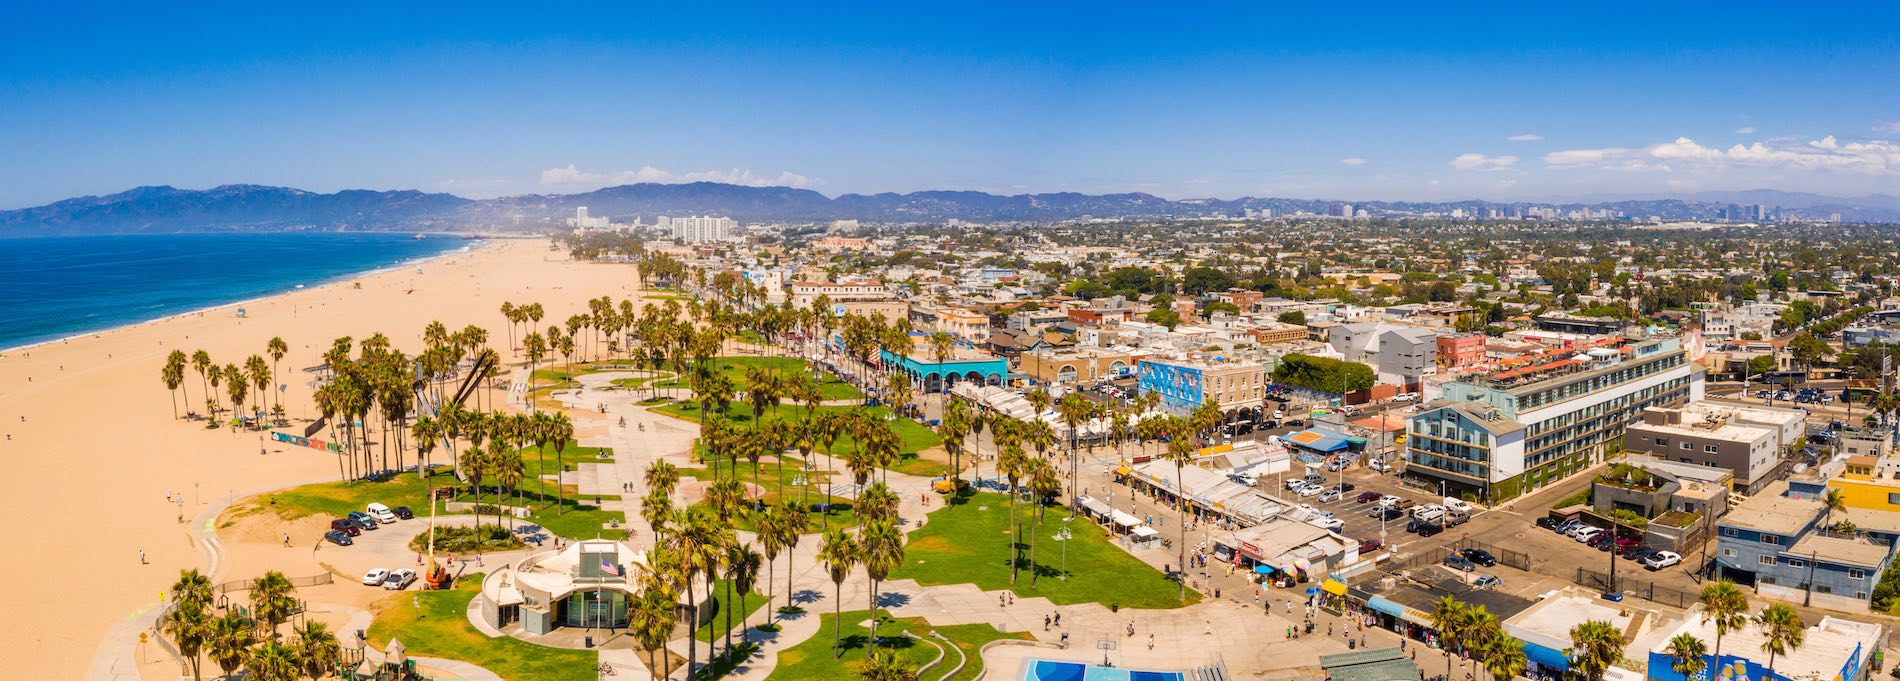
330, 518, 362, 536
1356, 491, 1382, 503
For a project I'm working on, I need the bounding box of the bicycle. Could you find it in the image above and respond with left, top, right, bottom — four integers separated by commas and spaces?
597, 663, 617, 676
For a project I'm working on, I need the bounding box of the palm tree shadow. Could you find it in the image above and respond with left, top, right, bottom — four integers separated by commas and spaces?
791, 588, 824, 606
874, 591, 911, 608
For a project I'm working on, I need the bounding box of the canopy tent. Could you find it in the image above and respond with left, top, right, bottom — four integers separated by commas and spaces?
1364, 595, 1406, 618
1111, 510, 1142, 527
1077, 497, 1113, 518
1321, 579, 1348, 596
1253, 564, 1278, 574
1131, 525, 1160, 538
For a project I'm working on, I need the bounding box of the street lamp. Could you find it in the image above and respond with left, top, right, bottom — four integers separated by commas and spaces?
1054, 521, 1074, 580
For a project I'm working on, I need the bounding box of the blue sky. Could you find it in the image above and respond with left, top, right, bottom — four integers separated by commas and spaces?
2, 2, 1898, 209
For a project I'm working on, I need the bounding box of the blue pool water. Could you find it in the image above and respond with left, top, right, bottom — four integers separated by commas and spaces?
1022, 659, 1185, 681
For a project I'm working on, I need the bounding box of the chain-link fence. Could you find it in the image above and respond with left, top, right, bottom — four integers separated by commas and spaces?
1574, 568, 1699, 609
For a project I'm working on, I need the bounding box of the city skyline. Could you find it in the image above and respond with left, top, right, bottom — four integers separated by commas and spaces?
3, 3, 1899, 209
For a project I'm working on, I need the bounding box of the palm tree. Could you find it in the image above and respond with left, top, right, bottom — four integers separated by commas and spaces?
1056, 393, 1097, 500
758, 506, 788, 626
246, 354, 271, 424
459, 446, 489, 533
249, 571, 297, 638
1025, 457, 1061, 584
162, 350, 188, 419
859, 647, 919, 681
996, 441, 1029, 584
1665, 632, 1709, 681
859, 518, 905, 657
672, 507, 724, 675
630, 572, 679, 680
1568, 619, 1624, 681
1822, 488, 1847, 526
291, 620, 339, 680
1698, 580, 1750, 661
207, 611, 257, 680
779, 504, 809, 618
1163, 421, 1196, 601
819, 528, 859, 657
162, 600, 212, 681
243, 640, 300, 681
726, 543, 763, 658
495, 448, 525, 530
191, 349, 214, 418
1482, 632, 1527, 681
1430, 595, 1468, 681
1755, 603, 1805, 678
548, 412, 574, 509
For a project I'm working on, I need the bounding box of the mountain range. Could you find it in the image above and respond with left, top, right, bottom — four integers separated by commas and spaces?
3, 183, 1897, 235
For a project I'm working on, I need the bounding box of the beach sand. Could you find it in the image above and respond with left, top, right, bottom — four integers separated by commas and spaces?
0, 238, 648, 678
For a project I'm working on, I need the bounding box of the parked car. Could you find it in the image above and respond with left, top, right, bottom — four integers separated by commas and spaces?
330, 518, 362, 536
1442, 510, 1470, 527
1459, 548, 1497, 567
1367, 458, 1392, 472
1473, 574, 1501, 589
1231, 472, 1260, 487
1442, 497, 1474, 514
362, 568, 391, 586
1623, 546, 1657, 561
1416, 522, 1444, 537
1535, 517, 1562, 531
1370, 506, 1405, 521
1396, 499, 1417, 511
1285, 478, 1307, 491
1310, 517, 1345, 531
1318, 488, 1342, 502
1357, 491, 1382, 503
1377, 495, 1402, 507
1572, 527, 1605, 543
324, 530, 353, 546
1335, 482, 1357, 493
1643, 551, 1683, 570
347, 511, 378, 530
382, 569, 417, 590
1359, 538, 1383, 553
1303, 474, 1326, 486
392, 506, 415, 520
1443, 555, 1477, 572
1297, 484, 1325, 498
367, 502, 397, 524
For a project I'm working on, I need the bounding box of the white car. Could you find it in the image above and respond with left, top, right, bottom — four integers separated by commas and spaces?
1442, 497, 1474, 514
1310, 517, 1345, 531
1377, 495, 1401, 508
361, 568, 391, 586
1230, 473, 1259, 487
382, 569, 418, 590
1392, 393, 1417, 403
1285, 478, 1307, 491
1297, 484, 1325, 498
1297, 503, 1320, 516
1643, 551, 1683, 570
367, 502, 397, 524
1367, 459, 1391, 472
1318, 488, 1342, 502
1573, 527, 1605, 543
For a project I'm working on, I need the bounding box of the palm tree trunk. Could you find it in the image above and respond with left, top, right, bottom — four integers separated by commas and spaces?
1009, 483, 1020, 584
866, 579, 878, 657
1177, 461, 1188, 602
832, 582, 843, 657
686, 580, 698, 680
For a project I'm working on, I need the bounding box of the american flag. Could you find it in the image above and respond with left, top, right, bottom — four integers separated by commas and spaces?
600, 559, 622, 577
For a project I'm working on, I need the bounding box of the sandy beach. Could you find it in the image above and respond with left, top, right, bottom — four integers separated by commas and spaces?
0, 238, 646, 678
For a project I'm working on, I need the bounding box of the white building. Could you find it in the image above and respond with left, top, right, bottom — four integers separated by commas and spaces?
660, 215, 734, 243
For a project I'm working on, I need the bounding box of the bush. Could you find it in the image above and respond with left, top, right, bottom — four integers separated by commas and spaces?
408, 524, 526, 554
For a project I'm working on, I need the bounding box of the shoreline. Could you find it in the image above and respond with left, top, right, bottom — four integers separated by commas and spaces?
0, 237, 650, 679
0, 238, 482, 354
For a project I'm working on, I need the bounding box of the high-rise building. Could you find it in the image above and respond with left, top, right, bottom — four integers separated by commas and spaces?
665, 215, 734, 243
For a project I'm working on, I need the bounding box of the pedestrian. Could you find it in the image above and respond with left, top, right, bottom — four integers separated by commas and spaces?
1008, 592, 1014, 606
1147, 633, 1155, 650
283, 533, 290, 547
1053, 612, 1061, 627
1204, 620, 1212, 635
999, 593, 1006, 607
138, 549, 146, 564
1044, 614, 1051, 630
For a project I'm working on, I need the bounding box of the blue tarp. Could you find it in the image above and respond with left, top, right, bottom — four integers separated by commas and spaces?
1364, 596, 1405, 618
1253, 565, 1278, 574
1523, 642, 1569, 672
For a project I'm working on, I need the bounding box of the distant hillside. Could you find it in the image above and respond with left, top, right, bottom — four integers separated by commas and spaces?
0, 184, 472, 235
3, 181, 1897, 234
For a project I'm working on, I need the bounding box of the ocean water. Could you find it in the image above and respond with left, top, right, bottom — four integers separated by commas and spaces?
0, 232, 472, 350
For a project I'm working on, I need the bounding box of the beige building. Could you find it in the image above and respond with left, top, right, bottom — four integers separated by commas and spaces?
1020, 347, 1145, 385
1624, 400, 1805, 494
791, 281, 892, 307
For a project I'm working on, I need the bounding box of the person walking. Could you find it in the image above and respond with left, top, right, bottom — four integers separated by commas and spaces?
138, 549, 146, 564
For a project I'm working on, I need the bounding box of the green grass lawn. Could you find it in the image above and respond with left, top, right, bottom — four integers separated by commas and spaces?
366, 573, 597, 681
766, 610, 1029, 681
259, 440, 625, 539
693, 579, 769, 643
650, 356, 863, 402
654, 401, 945, 476
892, 492, 1198, 610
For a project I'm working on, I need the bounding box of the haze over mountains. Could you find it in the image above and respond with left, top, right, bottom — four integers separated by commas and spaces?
3, 182, 1897, 235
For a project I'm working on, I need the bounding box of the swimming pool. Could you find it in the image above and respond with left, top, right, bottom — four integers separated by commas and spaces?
1021, 659, 1185, 681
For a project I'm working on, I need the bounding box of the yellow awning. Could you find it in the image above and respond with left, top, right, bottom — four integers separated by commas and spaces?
1114, 465, 1132, 476
1321, 578, 1347, 596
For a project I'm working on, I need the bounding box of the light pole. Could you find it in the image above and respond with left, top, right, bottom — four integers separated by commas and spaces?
1055, 521, 1074, 580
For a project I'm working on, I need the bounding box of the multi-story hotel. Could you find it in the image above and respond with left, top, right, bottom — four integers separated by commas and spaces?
1136, 356, 1265, 415
1405, 337, 1705, 501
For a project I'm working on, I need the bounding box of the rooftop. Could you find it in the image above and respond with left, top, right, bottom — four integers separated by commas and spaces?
1786, 533, 1893, 567
1655, 614, 1881, 681
1718, 481, 1820, 534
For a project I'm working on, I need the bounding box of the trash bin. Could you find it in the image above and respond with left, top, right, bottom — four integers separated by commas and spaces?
585, 635, 594, 649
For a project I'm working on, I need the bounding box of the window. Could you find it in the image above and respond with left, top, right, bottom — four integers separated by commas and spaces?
1655, 437, 1669, 446
1758, 555, 1777, 566
1761, 535, 1780, 546
1722, 548, 1736, 558
1722, 527, 1738, 538
1706, 445, 1719, 453
1851, 568, 1867, 580
1888, 492, 1900, 505
1788, 559, 1805, 568
1681, 441, 1692, 450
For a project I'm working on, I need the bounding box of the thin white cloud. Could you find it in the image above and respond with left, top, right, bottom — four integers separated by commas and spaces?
1449, 153, 1519, 172
1506, 134, 1543, 142
1877, 121, 1900, 134
1734, 126, 1756, 135
1543, 135, 1900, 174
1340, 157, 1370, 166
539, 165, 814, 189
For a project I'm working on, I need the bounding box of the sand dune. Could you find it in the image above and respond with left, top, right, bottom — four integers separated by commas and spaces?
0, 238, 649, 678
